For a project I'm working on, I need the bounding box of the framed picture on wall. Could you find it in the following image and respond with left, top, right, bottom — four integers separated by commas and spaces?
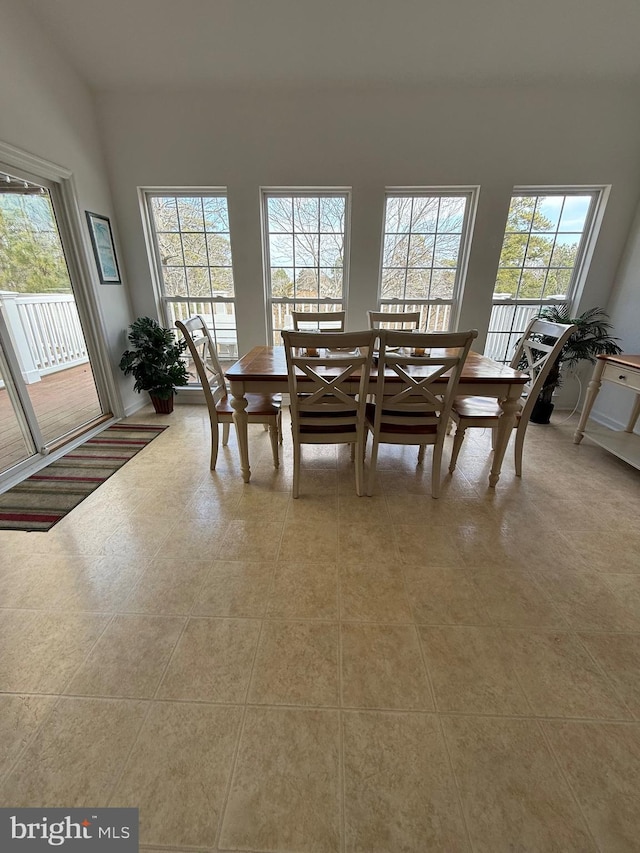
86, 211, 121, 284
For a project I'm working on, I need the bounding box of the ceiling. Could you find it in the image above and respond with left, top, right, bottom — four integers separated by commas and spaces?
24, 0, 640, 91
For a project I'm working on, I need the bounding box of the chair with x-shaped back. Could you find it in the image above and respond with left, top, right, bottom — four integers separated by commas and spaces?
366, 328, 477, 498
291, 310, 346, 332
282, 329, 376, 497
448, 316, 576, 477
176, 315, 281, 470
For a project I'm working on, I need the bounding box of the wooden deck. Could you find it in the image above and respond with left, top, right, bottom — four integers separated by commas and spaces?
0, 363, 104, 474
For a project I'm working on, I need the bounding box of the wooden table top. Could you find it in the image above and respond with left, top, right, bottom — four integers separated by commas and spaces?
596, 353, 640, 370
226, 345, 529, 386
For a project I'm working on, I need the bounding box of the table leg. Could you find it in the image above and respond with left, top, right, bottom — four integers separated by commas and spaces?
230, 390, 250, 483
574, 359, 606, 444
489, 392, 521, 487
625, 394, 640, 433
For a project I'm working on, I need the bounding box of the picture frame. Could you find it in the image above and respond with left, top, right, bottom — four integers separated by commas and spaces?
85, 211, 121, 284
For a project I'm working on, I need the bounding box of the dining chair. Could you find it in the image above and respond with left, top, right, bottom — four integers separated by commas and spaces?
291, 310, 346, 332
281, 329, 376, 498
448, 316, 576, 477
367, 309, 421, 330
176, 315, 282, 470
366, 328, 477, 498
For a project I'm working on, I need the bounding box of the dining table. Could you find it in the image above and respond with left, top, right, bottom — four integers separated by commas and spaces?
225, 345, 529, 487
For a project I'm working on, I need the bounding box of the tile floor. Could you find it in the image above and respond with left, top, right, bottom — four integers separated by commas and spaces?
0, 404, 639, 852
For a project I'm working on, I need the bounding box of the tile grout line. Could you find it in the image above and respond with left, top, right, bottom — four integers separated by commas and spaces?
436, 713, 478, 853
535, 718, 603, 853
213, 552, 277, 851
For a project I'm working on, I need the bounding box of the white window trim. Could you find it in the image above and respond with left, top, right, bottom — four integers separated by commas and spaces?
379, 186, 480, 331
260, 187, 352, 340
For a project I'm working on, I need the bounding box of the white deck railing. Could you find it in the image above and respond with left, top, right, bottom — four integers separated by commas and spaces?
485, 298, 567, 363
0, 291, 89, 385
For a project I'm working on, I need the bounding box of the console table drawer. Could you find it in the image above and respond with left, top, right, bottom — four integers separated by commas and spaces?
602, 361, 640, 392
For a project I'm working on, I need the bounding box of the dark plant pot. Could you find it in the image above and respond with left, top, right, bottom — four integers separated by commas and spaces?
529, 399, 554, 424
149, 394, 174, 414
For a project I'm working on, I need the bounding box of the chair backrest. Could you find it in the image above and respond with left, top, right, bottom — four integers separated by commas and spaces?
367, 310, 421, 331
291, 310, 346, 332
175, 315, 228, 413
372, 328, 478, 437
510, 317, 576, 419
282, 329, 376, 438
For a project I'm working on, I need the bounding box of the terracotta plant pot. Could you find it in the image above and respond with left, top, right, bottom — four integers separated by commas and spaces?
149, 394, 174, 414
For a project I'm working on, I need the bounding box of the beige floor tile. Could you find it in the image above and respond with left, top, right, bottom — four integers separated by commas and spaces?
504, 629, 631, 719
535, 566, 640, 632
278, 518, 338, 562
121, 555, 211, 615
337, 494, 390, 523
442, 715, 596, 853
223, 519, 284, 561
395, 524, 464, 566
285, 494, 339, 524
403, 564, 489, 625
341, 623, 433, 710
62, 554, 149, 611
157, 617, 260, 703
419, 626, 530, 715
248, 620, 339, 706
340, 562, 412, 623
562, 528, 640, 574
291, 468, 340, 498
578, 632, 640, 718
544, 720, 640, 852
193, 560, 275, 617
231, 489, 291, 521
0, 610, 110, 693
338, 521, 401, 563
267, 561, 338, 620
219, 707, 340, 853
343, 710, 470, 852
64, 615, 185, 698
468, 565, 567, 628
154, 521, 230, 562
0, 697, 147, 807
111, 702, 241, 848
0, 695, 56, 778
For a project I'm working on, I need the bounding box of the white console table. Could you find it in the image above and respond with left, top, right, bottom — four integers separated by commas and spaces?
574, 354, 640, 470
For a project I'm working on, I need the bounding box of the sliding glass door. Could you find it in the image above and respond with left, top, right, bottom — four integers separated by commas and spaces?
0, 166, 107, 478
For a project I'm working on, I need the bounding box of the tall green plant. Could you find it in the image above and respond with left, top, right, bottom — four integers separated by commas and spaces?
535, 306, 622, 404
119, 316, 189, 400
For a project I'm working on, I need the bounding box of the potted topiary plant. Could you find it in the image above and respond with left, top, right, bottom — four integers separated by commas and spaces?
119, 316, 189, 413
528, 306, 622, 423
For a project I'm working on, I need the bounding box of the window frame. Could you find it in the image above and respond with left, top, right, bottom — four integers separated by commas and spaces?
140, 187, 238, 364
377, 186, 479, 332
261, 187, 352, 343
486, 184, 609, 363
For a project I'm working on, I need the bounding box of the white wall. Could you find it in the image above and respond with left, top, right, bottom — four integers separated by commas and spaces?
0, 0, 136, 414
97, 83, 640, 421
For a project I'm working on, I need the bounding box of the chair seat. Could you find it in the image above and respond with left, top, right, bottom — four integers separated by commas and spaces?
216, 392, 281, 416
452, 395, 520, 419
365, 403, 438, 434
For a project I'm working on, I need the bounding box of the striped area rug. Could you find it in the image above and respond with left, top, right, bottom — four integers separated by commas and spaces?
0, 423, 168, 532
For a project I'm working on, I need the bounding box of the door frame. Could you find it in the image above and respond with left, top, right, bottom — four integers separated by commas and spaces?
0, 140, 122, 485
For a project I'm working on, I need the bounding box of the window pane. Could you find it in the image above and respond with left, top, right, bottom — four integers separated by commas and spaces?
379, 192, 471, 330
264, 191, 348, 335
559, 196, 591, 232
203, 197, 229, 232
177, 197, 204, 231
437, 197, 465, 232
206, 234, 233, 267
488, 190, 599, 361
151, 197, 179, 231
145, 192, 237, 365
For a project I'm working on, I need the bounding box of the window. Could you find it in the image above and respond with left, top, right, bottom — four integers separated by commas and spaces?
144, 191, 237, 364
486, 189, 602, 363
379, 190, 476, 331
263, 190, 349, 343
